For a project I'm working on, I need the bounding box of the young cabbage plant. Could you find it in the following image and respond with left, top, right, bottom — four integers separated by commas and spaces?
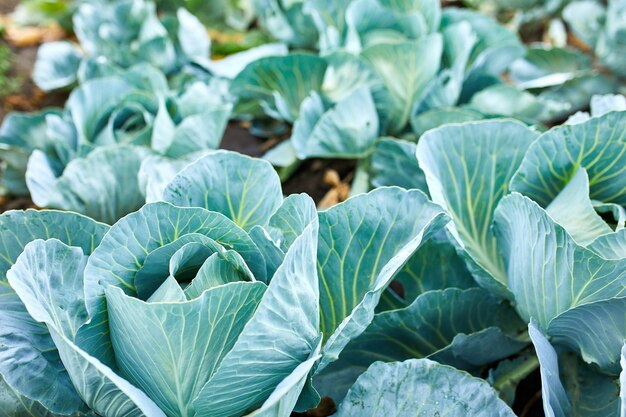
407, 107, 626, 416
327, 108, 626, 416
32, 0, 210, 91
0, 64, 231, 224
564, 0, 626, 80
469, 45, 616, 124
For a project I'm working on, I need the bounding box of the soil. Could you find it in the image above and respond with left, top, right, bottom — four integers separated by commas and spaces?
0, 2, 546, 416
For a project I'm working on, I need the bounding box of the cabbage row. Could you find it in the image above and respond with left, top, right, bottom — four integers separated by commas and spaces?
1, 0, 626, 415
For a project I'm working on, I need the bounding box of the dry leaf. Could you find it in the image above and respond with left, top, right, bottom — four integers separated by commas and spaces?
323, 169, 341, 187
2, 15, 65, 47
568, 32, 591, 53
318, 181, 350, 209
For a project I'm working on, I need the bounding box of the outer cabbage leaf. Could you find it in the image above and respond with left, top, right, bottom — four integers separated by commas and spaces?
562, 1, 606, 46
545, 168, 612, 246
0, 374, 77, 417
441, 8, 524, 78
468, 84, 571, 123
316, 187, 449, 369
106, 282, 265, 417
495, 193, 626, 371
588, 229, 626, 260
529, 320, 573, 417
549, 298, 626, 374
509, 47, 592, 89
162, 151, 283, 231
343, 0, 429, 52
416, 120, 538, 295
252, 0, 318, 48
245, 344, 322, 417
410, 107, 484, 136
361, 35, 442, 134
378, 237, 476, 311
32, 41, 83, 91
291, 88, 379, 159
619, 343, 626, 417
197, 43, 288, 79
368, 138, 427, 192
0, 210, 108, 414
315, 288, 525, 401
0, 109, 62, 195
333, 359, 516, 416
231, 53, 327, 122
511, 111, 626, 206
138, 153, 205, 203
28, 146, 149, 224
8, 239, 164, 416
560, 353, 621, 417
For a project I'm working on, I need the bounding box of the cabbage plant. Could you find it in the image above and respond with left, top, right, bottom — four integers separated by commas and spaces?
4, 151, 505, 416
564, 0, 626, 80
0, 64, 231, 224
32, 0, 210, 91
414, 108, 625, 415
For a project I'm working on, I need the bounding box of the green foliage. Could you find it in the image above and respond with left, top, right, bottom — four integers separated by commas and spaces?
0, 46, 22, 98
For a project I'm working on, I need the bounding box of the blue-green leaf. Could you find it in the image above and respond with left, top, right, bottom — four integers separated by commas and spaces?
316, 288, 524, 401
106, 282, 265, 417
317, 188, 449, 369
8, 239, 164, 416
529, 319, 573, 417
29, 146, 149, 224
231, 53, 327, 122
245, 343, 322, 417
562, 1, 606, 46
511, 111, 626, 206
334, 359, 516, 416
545, 168, 612, 246
560, 352, 620, 417
0, 210, 107, 414
588, 229, 626, 260
49, 327, 166, 417
7, 240, 88, 341
291, 88, 379, 159
548, 298, 626, 373
369, 138, 427, 192
416, 120, 538, 295
163, 151, 283, 231
494, 193, 626, 329
361, 35, 442, 134
411, 107, 484, 137
32, 41, 83, 91
0, 374, 72, 417
619, 342, 626, 417
378, 237, 476, 311
0, 109, 61, 195
265, 193, 317, 253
